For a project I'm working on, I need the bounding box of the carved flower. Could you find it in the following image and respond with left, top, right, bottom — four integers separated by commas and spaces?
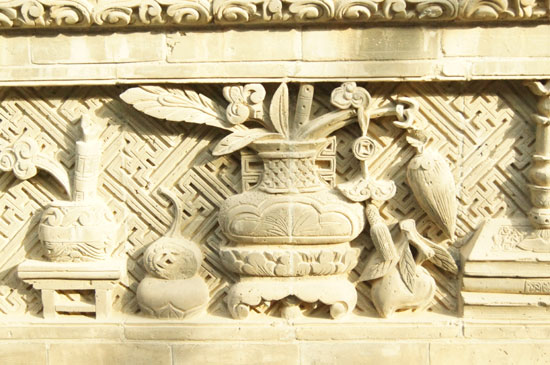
223, 84, 266, 125
331, 82, 371, 110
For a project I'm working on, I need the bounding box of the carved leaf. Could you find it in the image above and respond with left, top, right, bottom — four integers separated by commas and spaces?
120, 86, 234, 130
34, 154, 72, 197
357, 249, 396, 282
286, 0, 335, 20
335, 0, 380, 20
398, 245, 416, 293
269, 83, 289, 138
459, 0, 510, 19
0, 138, 71, 196
408, 0, 459, 19
212, 128, 280, 156
428, 243, 459, 274
166, 0, 212, 24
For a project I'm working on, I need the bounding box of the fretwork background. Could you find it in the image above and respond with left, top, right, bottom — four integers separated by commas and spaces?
0, 81, 535, 318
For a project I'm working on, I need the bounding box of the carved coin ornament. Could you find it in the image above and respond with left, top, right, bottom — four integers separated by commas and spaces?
328, 84, 459, 317
137, 187, 209, 319
353, 136, 376, 161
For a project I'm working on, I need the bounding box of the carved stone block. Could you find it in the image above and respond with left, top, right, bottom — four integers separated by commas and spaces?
461, 218, 550, 318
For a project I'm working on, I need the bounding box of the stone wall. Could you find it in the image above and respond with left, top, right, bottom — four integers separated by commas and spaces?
0, 1, 549, 363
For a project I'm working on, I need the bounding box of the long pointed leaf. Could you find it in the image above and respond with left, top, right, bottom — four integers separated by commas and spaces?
121, 86, 234, 130
398, 245, 416, 293
212, 128, 280, 156
269, 83, 289, 138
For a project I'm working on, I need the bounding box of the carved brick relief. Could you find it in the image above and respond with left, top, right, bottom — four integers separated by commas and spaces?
0, 0, 546, 29
0, 81, 535, 320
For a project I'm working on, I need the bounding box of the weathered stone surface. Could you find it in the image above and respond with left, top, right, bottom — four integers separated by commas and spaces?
0, 5, 548, 364
167, 30, 301, 62
48, 343, 172, 365
301, 342, 429, 365
173, 343, 300, 365
442, 25, 550, 58
31, 33, 164, 64
302, 28, 439, 61
0, 343, 47, 365
429, 343, 550, 365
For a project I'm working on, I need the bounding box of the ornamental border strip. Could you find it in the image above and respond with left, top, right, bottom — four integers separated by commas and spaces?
0, 0, 547, 30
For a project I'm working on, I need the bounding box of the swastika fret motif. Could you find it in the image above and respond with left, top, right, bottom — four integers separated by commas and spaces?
0, 81, 535, 317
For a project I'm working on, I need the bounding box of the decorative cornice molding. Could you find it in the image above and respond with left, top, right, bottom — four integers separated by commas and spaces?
0, 0, 547, 29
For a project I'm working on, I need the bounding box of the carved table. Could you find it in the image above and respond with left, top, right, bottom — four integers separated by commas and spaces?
17, 260, 123, 320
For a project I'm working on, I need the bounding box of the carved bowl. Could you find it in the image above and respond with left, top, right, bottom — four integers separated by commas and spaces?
219, 189, 365, 245
220, 242, 360, 277
38, 200, 119, 262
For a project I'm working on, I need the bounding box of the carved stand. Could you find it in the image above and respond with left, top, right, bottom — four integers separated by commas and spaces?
18, 260, 122, 320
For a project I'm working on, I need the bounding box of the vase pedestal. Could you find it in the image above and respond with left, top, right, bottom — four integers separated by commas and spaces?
226, 275, 357, 320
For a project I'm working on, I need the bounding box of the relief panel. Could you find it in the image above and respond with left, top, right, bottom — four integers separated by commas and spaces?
0, 81, 535, 320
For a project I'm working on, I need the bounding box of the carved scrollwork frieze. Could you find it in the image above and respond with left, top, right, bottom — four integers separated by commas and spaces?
0, 0, 546, 29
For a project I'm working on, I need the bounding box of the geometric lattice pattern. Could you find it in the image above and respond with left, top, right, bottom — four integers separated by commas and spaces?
0, 82, 535, 317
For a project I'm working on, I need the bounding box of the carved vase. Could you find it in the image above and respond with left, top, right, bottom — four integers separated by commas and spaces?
39, 200, 118, 262
219, 139, 364, 319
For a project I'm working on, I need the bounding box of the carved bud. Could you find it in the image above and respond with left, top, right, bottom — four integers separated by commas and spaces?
406, 149, 457, 239
365, 204, 397, 261
331, 82, 371, 110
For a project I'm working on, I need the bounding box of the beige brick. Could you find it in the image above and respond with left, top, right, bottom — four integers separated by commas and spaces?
302, 27, 439, 61
0, 343, 46, 365
0, 65, 116, 84
442, 25, 550, 58
0, 37, 30, 66
124, 323, 294, 341
117, 60, 436, 82
172, 343, 299, 365
166, 29, 301, 63
0, 325, 123, 340
430, 342, 550, 365
116, 61, 298, 80
464, 322, 550, 339
471, 58, 550, 77
300, 342, 429, 365
31, 33, 164, 64
295, 320, 461, 340
293, 60, 437, 80
48, 343, 171, 365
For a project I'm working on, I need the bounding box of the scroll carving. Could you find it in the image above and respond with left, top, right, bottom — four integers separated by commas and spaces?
0, 0, 545, 28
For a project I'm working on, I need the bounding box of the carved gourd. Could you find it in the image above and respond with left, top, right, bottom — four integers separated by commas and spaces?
137, 188, 209, 319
